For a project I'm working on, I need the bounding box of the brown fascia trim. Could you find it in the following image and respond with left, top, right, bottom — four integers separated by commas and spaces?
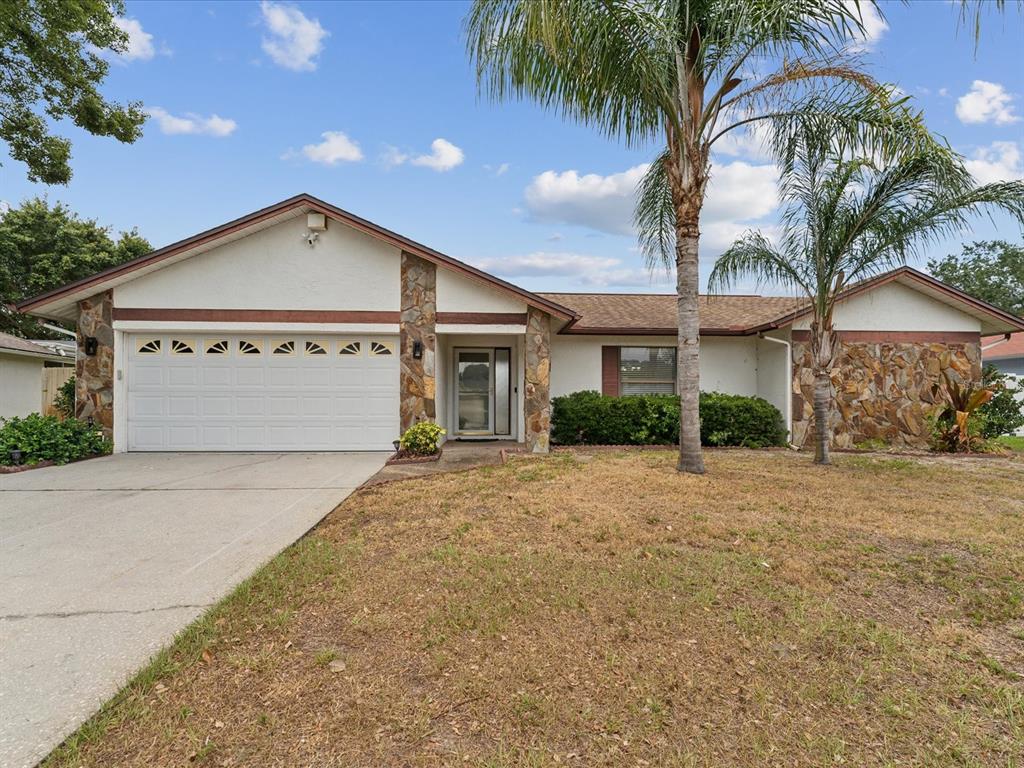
558, 325, 767, 336
18, 193, 579, 323
436, 312, 528, 325
112, 308, 401, 323
771, 267, 1024, 332
790, 329, 981, 343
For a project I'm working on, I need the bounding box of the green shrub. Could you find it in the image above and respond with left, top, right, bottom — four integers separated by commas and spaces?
399, 420, 446, 455
978, 365, 1024, 438
54, 374, 76, 419
0, 413, 112, 466
551, 390, 787, 448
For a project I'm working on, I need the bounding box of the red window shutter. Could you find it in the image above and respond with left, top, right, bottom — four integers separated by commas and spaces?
601, 346, 619, 396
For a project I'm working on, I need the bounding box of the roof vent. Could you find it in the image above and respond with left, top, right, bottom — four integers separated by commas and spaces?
306, 213, 327, 231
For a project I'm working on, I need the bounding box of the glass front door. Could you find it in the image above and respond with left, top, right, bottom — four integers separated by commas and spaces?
456, 349, 492, 434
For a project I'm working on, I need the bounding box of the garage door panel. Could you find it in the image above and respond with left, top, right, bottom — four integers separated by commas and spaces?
168, 368, 197, 386
334, 368, 366, 387
168, 396, 198, 417
202, 396, 232, 417
302, 396, 332, 417
268, 367, 300, 386
127, 334, 399, 451
131, 395, 165, 418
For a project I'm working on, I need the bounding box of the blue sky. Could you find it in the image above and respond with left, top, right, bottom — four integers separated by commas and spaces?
1, 0, 1022, 295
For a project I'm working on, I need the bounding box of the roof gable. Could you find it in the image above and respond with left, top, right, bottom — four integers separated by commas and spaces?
18, 194, 576, 322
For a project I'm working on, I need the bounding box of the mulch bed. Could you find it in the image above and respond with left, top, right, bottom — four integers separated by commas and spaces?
385, 448, 443, 466
0, 459, 56, 474
0, 453, 108, 474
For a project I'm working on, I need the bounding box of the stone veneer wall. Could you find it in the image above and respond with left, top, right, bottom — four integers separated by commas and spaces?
76, 291, 115, 438
791, 336, 981, 448
524, 306, 551, 453
399, 252, 437, 431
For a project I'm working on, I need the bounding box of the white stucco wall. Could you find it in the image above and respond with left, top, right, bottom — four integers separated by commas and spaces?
436, 269, 527, 314
549, 335, 759, 398
792, 281, 982, 332
114, 216, 401, 311
755, 329, 792, 437
0, 353, 43, 419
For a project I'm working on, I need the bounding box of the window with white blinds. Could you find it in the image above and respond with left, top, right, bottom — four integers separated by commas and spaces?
618, 347, 676, 395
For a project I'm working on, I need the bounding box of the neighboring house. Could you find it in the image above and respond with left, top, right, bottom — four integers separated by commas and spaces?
0, 333, 73, 420
16, 194, 1024, 452
982, 333, 1024, 376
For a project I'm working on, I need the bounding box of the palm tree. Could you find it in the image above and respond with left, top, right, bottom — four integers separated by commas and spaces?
708, 135, 1024, 464
466, 0, 925, 474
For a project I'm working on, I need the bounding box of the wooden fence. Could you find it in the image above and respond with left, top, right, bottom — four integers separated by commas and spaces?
41, 366, 74, 417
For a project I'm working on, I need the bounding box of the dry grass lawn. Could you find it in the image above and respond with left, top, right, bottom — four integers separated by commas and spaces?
46, 450, 1024, 767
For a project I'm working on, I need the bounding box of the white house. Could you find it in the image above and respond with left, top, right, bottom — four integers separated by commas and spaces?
0, 333, 72, 420
17, 194, 1024, 452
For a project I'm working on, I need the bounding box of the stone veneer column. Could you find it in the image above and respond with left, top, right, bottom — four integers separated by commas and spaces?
399, 252, 436, 431
524, 306, 551, 453
76, 291, 114, 438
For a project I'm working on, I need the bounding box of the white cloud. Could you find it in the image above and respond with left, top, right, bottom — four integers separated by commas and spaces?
484, 162, 510, 176
113, 17, 156, 61
0, 200, 10, 216
260, 1, 328, 72
523, 160, 779, 245
845, 0, 888, 52
964, 141, 1023, 184
146, 107, 237, 137
955, 80, 1020, 125
471, 251, 672, 289
938, 87, 949, 98
380, 145, 409, 169
410, 138, 464, 172
298, 131, 363, 165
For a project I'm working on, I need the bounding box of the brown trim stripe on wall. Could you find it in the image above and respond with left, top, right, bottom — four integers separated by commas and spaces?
112, 308, 401, 323
601, 346, 620, 396
790, 330, 981, 343
436, 312, 528, 325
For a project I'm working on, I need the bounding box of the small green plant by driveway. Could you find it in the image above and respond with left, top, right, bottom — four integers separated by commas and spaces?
399, 421, 445, 455
0, 413, 111, 465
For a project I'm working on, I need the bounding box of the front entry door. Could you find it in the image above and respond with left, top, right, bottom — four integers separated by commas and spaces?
454, 348, 512, 436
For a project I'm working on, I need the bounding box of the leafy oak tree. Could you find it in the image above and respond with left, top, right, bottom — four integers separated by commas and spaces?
927, 241, 1024, 316
0, 198, 150, 337
0, 0, 145, 184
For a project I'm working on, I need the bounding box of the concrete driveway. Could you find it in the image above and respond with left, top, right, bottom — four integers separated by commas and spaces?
0, 452, 385, 768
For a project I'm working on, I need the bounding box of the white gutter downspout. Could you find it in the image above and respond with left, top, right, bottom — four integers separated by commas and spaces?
41, 322, 76, 338
759, 333, 794, 445
981, 333, 1011, 352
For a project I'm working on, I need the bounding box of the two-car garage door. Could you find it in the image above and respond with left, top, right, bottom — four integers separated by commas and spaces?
126, 334, 400, 451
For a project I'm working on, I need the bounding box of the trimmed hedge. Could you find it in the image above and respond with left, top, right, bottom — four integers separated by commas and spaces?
551, 390, 787, 448
0, 413, 112, 466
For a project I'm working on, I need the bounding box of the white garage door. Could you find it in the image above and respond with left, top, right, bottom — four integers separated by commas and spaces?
126, 334, 400, 451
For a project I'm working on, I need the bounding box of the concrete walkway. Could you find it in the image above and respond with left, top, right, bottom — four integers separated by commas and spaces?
363, 441, 525, 486
0, 452, 385, 768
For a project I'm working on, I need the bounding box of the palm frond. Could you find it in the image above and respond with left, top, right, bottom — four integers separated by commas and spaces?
635, 150, 677, 270
465, 0, 669, 145
707, 232, 809, 296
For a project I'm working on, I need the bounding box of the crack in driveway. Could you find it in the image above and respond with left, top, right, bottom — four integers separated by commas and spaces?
0, 603, 212, 622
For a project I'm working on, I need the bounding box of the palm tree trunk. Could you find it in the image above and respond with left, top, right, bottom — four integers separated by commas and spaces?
664, 115, 707, 475
810, 325, 836, 465
812, 368, 832, 464
675, 213, 705, 474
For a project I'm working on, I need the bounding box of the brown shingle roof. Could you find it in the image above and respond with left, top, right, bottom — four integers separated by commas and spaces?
538, 293, 806, 334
